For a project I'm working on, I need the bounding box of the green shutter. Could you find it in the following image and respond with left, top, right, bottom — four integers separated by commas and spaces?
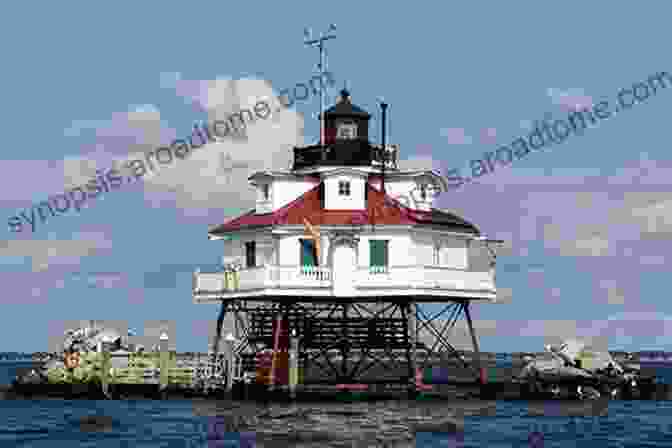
369, 240, 388, 268
300, 239, 316, 266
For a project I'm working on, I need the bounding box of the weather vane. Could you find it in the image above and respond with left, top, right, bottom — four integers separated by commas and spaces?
304, 24, 337, 147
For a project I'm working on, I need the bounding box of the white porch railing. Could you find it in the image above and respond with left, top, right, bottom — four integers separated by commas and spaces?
355, 265, 495, 292
269, 265, 332, 287
193, 264, 494, 296
193, 265, 332, 294
299, 265, 332, 282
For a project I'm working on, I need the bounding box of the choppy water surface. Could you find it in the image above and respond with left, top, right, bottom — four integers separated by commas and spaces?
2, 396, 672, 446
2, 360, 672, 446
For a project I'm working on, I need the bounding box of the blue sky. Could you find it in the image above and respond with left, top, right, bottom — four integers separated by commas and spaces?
1, 1, 671, 353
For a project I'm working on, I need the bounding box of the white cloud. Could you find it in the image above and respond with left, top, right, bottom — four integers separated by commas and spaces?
0, 236, 111, 272
547, 87, 594, 111
439, 127, 473, 145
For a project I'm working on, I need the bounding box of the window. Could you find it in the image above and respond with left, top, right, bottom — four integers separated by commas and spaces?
420, 185, 427, 201
336, 122, 357, 139
369, 240, 389, 273
338, 180, 351, 196
300, 239, 317, 266
245, 241, 256, 268
262, 184, 270, 200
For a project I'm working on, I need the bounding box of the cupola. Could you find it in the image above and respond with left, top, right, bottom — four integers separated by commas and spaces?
323, 89, 371, 144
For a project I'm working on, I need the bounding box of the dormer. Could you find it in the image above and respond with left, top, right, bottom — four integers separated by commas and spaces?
370, 170, 447, 211
411, 174, 442, 211
321, 168, 367, 210
248, 171, 320, 214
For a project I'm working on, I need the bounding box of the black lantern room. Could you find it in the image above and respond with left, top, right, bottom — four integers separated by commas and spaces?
293, 89, 383, 170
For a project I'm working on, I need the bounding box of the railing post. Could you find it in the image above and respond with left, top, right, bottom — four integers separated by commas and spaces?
159, 332, 169, 393
101, 350, 111, 398
289, 329, 299, 400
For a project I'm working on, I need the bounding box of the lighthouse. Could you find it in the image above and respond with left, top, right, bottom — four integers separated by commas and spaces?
193, 84, 502, 396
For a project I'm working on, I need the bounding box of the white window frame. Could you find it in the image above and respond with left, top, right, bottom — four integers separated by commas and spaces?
336, 122, 357, 139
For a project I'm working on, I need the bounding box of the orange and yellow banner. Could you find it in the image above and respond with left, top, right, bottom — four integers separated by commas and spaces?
303, 218, 321, 263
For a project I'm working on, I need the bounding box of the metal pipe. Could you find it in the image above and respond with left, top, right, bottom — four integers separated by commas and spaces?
380, 102, 388, 194
407, 302, 417, 397
269, 312, 283, 391
211, 300, 228, 378
289, 329, 299, 399
304, 27, 336, 148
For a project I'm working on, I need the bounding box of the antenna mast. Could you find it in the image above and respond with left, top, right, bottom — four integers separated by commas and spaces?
304, 24, 336, 148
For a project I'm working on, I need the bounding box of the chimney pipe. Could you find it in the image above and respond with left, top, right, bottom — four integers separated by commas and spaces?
380, 102, 388, 194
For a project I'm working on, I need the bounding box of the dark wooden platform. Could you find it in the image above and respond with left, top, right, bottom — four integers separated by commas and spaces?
3, 379, 671, 401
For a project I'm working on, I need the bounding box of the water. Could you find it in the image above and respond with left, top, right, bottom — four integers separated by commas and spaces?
2, 359, 672, 446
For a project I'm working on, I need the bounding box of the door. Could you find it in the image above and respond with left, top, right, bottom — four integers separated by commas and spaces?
332, 242, 356, 296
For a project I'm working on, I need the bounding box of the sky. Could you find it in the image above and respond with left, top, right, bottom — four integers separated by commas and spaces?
1, 1, 671, 354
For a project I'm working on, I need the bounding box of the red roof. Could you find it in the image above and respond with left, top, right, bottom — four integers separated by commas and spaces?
209, 183, 479, 234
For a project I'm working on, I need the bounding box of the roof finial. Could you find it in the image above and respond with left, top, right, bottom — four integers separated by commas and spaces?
340, 80, 351, 102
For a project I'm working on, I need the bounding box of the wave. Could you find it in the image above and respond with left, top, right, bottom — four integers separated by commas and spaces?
0, 353, 39, 361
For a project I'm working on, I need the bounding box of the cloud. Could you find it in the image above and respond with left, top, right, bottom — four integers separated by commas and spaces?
546, 287, 562, 304
397, 155, 442, 171
0, 223, 119, 303
415, 144, 435, 156
547, 87, 594, 112
0, 160, 82, 204
0, 236, 112, 273
582, 312, 672, 347
439, 127, 473, 145
479, 128, 497, 145
437, 156, 672, 308
2, 104, 177, 221
119, 77, 304, 223
26, 74, 308, 232
596, 280, 625, 305
412, 318, 619, 350
170, 77, 218, 113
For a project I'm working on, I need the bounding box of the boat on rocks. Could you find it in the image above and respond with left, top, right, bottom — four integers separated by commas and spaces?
9, 322, 230, 399
515, 339, 656, 400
